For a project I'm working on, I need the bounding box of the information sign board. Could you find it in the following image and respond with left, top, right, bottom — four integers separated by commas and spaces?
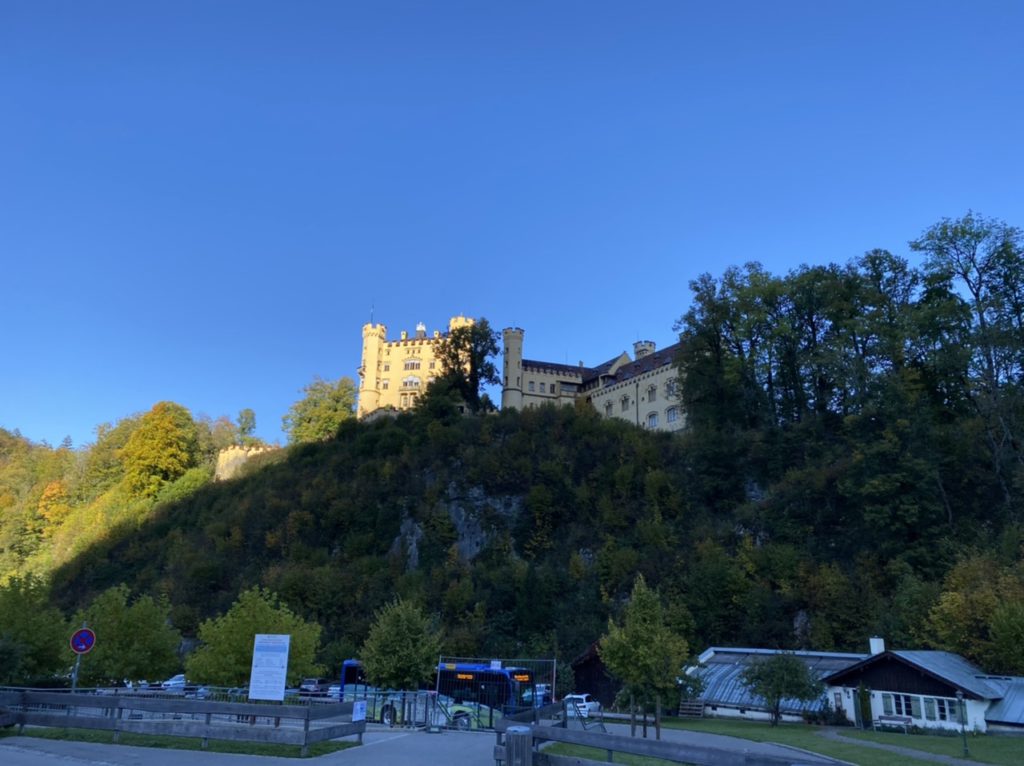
248, 634, 291, 701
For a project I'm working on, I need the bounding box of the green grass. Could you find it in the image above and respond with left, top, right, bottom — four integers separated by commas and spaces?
841, 727, 1021, 764
0, 726, 358, 758
654, 717, 1024, 765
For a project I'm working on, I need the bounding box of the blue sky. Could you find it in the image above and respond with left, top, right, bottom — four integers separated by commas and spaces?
2, 1, 1022, 447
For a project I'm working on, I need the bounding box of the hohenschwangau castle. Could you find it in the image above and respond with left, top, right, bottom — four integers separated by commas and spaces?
357, 317, 683, 432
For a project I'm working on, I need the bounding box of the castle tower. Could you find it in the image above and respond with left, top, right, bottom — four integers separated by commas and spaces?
449, 315, 473, 332
502, 327, 524, 410
357, 323, 387, 418
633, 340, 656, 359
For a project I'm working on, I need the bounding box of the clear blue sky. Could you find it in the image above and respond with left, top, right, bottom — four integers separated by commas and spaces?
2, 1, 1022, 447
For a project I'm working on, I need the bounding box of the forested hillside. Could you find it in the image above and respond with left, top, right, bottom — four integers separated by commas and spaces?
3, 212, 1023, 682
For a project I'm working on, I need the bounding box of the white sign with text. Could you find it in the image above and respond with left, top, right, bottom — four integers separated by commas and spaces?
248, 633, 291, 701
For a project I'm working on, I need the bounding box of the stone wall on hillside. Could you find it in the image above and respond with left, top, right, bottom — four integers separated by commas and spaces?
215, 444, 279, 481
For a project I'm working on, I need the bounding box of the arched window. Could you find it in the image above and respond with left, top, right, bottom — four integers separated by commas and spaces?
665, 379, 679, 398
402, 375, 421, 389
667, 407, 679, 423
647, 412, 659, 428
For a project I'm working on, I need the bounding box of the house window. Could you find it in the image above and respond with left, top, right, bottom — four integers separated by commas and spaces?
647, 412, 659, 428
605, 402, 613, 417
884, 693, 920, 718
667, 407, 679, 423
383, 363, 390, 372
621, 396, 629, 412
528, 381, 535, 392
381, 380, 390, 390
647, 384, 657, 402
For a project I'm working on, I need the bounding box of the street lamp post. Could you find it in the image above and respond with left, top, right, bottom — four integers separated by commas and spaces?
956, 690, 969, 757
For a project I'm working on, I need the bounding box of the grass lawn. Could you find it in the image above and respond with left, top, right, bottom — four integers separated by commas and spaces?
548, 717, 1023, 766
0, 726, 358, 758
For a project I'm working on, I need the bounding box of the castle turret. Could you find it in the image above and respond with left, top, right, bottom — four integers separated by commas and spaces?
633, 340, 656, 359
357, 323, 387, 418
502, 327, 524, 410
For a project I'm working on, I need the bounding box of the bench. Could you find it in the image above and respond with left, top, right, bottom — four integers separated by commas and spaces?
874, 715, 912, 732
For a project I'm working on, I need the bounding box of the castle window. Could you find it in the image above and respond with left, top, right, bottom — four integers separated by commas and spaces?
647, 412, 659, 428
381, 380, 390, 390
429, 361, 435, 369
402, 375, 421, 389
403, 359, 421, 371
647, 384, 657, 402
667, 407, 679, 423
528, 381, 535, 392
666, 379, 678, 398
605, 401, 613, 417
621, 396, 629, 412
383, 363, 390, 372
400, 394, 408, 408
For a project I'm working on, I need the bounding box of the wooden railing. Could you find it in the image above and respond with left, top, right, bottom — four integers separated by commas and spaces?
0, 690, 365, 756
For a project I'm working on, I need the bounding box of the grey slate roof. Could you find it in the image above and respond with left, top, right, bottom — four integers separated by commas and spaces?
890, 651, 1005, 699
693, 647, 866, 715
985, 679, 1024, 725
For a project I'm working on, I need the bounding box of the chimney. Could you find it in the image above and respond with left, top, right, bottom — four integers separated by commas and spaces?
869, 637, 886, 655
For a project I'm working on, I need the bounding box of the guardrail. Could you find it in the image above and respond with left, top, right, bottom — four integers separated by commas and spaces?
492, 721, 832, 766
0, 689, 365, 756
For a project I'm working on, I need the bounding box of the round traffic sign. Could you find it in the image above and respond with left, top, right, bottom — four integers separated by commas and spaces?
70, 628, 96, 655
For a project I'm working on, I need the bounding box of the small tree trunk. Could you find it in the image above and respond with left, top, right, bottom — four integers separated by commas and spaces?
630, 693, 636, 737
642, 708, 648, 738
656, 693, 662, 740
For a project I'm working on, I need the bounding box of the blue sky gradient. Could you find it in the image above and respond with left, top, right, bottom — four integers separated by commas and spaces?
2, 1, 1022, 446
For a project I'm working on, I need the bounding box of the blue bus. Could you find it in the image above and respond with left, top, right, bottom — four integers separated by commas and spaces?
435, 662, 535, 727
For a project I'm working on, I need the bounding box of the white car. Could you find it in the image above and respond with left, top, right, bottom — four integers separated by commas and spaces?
563, 693, 601, 718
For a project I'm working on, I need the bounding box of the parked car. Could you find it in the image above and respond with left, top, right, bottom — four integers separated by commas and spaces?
299, 677, 333, 697
563, 693, 601, 718
160, 674, 187, 692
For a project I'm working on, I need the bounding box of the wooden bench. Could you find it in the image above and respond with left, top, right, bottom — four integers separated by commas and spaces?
874, 715, 912, 732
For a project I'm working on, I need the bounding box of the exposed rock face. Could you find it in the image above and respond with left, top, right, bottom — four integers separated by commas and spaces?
214, 445, 279, 481
390, 483, 523, 571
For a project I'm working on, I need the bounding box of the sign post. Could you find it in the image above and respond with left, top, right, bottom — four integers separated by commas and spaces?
69, 624, 96, 692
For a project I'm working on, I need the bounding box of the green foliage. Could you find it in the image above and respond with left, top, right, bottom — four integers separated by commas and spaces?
0, 575, 68, 684
185, 587, 322, 686
237, 409, 257, 446
429, 318, 500, 413
73, 584, 180, 686
282, 376, 356, 443
359, 597, 441, 690
600, 575, 688, 732
120, 402, 200, 497
740, 653, 823, 726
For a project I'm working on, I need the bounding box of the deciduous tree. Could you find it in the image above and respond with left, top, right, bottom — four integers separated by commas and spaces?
360, 597, 442, 690
186, 587, 322, 686
431, 318, 500, 413
0, 576, 68, 684
740, 653, 823, 726
282, 377, 356, 443
119, 402, 199, 497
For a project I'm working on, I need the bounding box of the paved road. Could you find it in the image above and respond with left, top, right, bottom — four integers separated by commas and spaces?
0, 724, 855, 766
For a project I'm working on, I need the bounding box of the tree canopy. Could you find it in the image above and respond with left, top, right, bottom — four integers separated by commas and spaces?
282, 376, 356, 443
185, 587, 322, 686
740, 653, 823, 725
430, 318, 500, 413
360, 598, 441, 690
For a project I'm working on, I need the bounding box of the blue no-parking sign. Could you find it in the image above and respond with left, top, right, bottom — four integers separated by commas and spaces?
70, 627, 96, 655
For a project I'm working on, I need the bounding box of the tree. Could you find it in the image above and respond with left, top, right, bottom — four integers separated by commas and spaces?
360, 597, 442, 690
185, 587, 322, 686
73, 584, 180, 686
119, 402, 200, 497
431, 318, 500, 413
600, 575, 688, 739
740, 653, 823, 726
282, 376, 356, 443
237, 409, 257, 446
0, 576, 68, 684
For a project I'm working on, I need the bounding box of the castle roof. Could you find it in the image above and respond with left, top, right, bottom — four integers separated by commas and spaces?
522, 343, 682, 389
